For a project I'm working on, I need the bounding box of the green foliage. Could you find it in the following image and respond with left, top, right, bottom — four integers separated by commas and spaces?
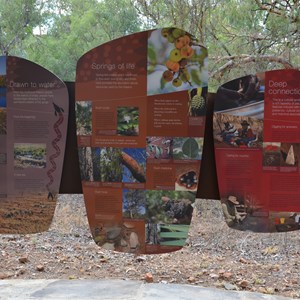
22, 0, 141, 80
14, 144, 46, 160
182, 138, 200, 159
117, 107, 139, 136
135, 0, 300, 90
190, 69, 202, 86
159, 239, 186, 246
78, 147, 122, 182
99, 148, 123, 182
123, 189, 146, 219
173, 138, 202, 160
1, 0, 299, 83
0, 0, 42, 55
146, 193, 170, 223
145, 190, 195, 223
75, 101, 92, 135
148, 47, 157, 67
159, 224, 189, 246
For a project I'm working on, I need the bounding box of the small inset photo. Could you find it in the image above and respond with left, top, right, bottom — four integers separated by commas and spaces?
147, 28, 208, 96
78, 147, 123, 182
145, 190, 195, 246
173, 137, 203, 160
213, 114, 263, 148
280, 143, 300, 167
122, 148, 146, 183
188, 87, 207, 117
146, 137, 172, 159
262, 142, 281, 167
117, 107, 139, 136
175, 164, 199, 192
75, 101, 92, 135
14, 143, 46, 169
271, 211, 300, 232
122, 189, 146, 219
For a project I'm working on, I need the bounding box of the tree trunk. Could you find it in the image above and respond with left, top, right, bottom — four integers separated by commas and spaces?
121, 152, 146, 183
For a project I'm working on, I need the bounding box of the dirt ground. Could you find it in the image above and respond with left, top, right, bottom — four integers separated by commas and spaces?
0, 195, 299, 299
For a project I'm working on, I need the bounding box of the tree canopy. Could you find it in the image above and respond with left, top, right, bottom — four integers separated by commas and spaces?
1, 0, 299, 87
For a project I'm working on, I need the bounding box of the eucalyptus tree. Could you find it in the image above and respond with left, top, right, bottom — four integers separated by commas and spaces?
2, 0, 299, 84
24, 0, 142, 80
133, 0, 300, 89
0, 0, 43, 56
208, 0, 300, 86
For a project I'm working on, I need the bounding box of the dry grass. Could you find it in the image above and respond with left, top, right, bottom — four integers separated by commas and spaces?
0, 194, 56, 234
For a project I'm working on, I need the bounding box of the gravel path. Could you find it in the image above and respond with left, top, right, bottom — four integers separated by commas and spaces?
1, 195, 299, 299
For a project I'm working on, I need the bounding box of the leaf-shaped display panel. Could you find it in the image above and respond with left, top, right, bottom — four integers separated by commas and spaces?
213, 70, 300, 233
75, 28, 208, 254
0, 56, 69, 233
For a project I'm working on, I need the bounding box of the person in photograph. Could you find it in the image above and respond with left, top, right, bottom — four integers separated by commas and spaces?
220, 122, 239, 145
222, 195, 243, 227
235, 120, 256, 146
290, 213, 300, 229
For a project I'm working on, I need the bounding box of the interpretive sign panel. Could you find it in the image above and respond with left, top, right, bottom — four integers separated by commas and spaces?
0, 56, 68, 233
213, 70, 300, 232
76, 28, 208, 253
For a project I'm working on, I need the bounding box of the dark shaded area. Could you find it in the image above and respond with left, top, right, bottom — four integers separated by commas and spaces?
214, 75, 264, 111
59, 82, 82, 194
197, 93, 220, 200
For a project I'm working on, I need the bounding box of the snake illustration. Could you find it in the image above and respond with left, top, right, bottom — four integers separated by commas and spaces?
46, 102, 64, 200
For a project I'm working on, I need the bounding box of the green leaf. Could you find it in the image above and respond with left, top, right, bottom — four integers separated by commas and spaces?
160, 232, 188, 238
160, 224, 190, 232
159, 239, 186, 246
182, 138, 199, 158
173, 151, 184, 160
160, 76, 166, 90
190, 69, 202, 86
148, 46, 157, 64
